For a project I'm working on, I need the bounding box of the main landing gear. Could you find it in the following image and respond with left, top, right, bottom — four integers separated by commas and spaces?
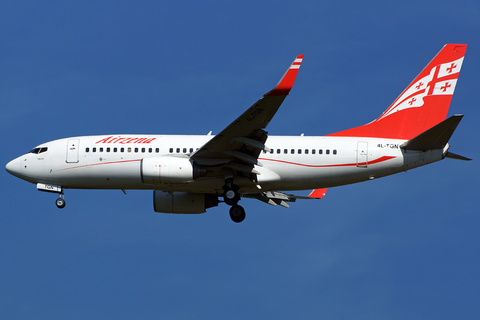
229, 205, 245, 223
55, 193, 66, 209
223, 182, 245, 223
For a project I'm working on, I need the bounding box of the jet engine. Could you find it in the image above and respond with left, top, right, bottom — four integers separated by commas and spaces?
141, 156, 206, 184
153, 191, 218, 214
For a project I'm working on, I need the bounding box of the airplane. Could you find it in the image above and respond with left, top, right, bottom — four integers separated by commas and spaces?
5, 44, 470, 223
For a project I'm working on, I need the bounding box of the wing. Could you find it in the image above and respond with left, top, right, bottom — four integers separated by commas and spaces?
243, 188, 328, 208
191, 55, 304, 183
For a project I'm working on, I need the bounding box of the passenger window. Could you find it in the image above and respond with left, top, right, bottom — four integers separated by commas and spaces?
99, 147, 104, 152
298, 149, 302, 154
319, 149, 323, 154
86, 148, 90, 153
277, 149, 280, 154
121, 147, 124, 152
169, 148, 173, 153
305, 149, 308, 154
284, 149, 288, 154
141, 148, 145, 153
312, 149, 316, 154
183, 148, 187, 153
127, 147, 131, 153
189, 148, 193, 153
326, 149, 330, 155
333, 149, 337, 155
176, 148, 180, 153
270, 149, 274, 154
156, 148, 160, 153
134, 148, 138, 153
148, 148, 152, 153
106, 147, 110, 152
93, 147, 96, 152
113, 147, 117, 152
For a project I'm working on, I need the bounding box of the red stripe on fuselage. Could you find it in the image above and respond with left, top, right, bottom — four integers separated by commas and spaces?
54, 159, 142, 172
54, 156, 396, 174
258, 156, 396, 168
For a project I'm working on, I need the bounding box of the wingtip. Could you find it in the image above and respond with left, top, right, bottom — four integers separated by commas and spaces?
308, 188, 327, 199
267, 55, 304, 96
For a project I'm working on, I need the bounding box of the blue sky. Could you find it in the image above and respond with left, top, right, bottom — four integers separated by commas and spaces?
1, 1, 479, 319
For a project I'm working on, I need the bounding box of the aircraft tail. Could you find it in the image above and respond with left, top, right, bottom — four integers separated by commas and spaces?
329, 44, 467, 140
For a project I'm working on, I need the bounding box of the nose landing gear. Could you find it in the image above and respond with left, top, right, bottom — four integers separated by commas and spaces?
55, 194, 66, 209
36, 183, 66, 209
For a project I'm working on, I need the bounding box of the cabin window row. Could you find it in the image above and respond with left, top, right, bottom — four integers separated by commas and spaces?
85, 147, 160, 153
263, 149, 338, 155
169, 148, 199, 154
85, 146, 336, 155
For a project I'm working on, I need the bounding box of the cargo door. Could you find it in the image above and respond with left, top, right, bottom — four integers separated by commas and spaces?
66, 139, 80, 163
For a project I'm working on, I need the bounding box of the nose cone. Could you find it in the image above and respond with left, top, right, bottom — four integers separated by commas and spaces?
5, 157, 21, 178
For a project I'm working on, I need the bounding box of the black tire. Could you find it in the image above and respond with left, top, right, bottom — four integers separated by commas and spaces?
56, 198, 66, 209
229, 205, 246, 223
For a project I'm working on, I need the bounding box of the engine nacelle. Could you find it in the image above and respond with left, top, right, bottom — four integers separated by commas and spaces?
153, 191, 218, 214
141, 156, 206, 184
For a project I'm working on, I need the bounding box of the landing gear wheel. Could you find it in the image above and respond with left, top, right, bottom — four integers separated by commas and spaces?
229, 205, 246, 223
56, 197, 66, 209
223, 188, 240, 205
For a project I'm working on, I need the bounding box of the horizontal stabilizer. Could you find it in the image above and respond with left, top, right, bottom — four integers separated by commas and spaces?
401, 115, 463, 151
445, 152, 472, 161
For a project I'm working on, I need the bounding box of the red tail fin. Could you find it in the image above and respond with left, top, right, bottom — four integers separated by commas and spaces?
329, 44, 467, 139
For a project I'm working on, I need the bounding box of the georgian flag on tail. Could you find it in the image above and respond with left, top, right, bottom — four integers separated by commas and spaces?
329, 44, 467, 140
379, 56, 464, 120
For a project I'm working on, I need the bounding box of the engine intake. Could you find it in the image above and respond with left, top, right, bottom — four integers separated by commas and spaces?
141, 156, 206, 184
153, 191, 218, 214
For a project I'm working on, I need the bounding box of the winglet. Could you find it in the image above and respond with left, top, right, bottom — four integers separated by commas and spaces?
308, 188, 328, 199
267, 55, 304, 96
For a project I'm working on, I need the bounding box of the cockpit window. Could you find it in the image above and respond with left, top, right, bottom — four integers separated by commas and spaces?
29, 147, 48, 154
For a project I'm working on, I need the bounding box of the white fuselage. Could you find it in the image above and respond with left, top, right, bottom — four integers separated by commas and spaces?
6, 134, 446, 195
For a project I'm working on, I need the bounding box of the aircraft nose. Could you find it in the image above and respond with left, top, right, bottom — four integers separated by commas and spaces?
5, 158, 21, 177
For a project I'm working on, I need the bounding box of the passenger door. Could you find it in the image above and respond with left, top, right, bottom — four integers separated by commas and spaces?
66, 139, 79, 163
356, 141, 368, 168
